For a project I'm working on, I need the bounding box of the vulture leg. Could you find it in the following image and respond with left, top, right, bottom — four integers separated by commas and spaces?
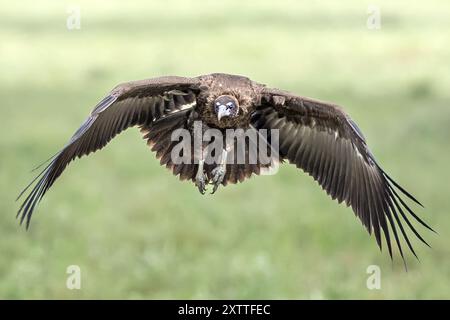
211, 148, 228, 194
195, 160, 208, 194
194, 144, 210, 195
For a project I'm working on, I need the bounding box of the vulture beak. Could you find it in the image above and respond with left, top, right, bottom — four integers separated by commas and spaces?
217, 105, 228, 121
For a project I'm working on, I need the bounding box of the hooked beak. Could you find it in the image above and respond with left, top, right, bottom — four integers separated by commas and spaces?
217, 105, 228, 121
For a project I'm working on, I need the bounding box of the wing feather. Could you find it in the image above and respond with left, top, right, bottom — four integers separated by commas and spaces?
18, 76, 201, 227
252, 87, 434, 264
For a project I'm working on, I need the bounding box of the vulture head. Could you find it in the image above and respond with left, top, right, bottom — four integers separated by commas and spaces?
214, 95, 239, 121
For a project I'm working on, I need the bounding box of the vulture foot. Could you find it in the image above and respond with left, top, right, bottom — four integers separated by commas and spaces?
211, 165, 226, 194
195, 160, 208, 194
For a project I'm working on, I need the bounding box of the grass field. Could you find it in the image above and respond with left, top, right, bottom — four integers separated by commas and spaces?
1, 0, 449, 299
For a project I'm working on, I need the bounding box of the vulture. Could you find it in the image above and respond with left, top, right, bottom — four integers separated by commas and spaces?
17, 73, 433, 264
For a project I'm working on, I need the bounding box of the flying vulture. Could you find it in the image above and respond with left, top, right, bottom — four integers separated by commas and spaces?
18, 73, 433, 264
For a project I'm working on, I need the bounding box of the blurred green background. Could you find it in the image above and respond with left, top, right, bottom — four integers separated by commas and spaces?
0, 0, 449, 299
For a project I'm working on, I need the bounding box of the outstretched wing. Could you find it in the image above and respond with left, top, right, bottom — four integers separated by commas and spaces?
17, 76, 201, 227
252, 87, 434, 265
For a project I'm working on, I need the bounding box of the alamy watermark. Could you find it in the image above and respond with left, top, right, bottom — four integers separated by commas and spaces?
170, 121, 280, 175
367, 5, 381, 30
366, 265, 381, 290
66, 265, 81, 290
66, 5, 81, 30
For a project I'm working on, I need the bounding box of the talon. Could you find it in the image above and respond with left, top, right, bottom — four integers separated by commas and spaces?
211, 184, 219, 194
195, 160, 208, 194
211, 166, 225, 194
195, 173, 207, 194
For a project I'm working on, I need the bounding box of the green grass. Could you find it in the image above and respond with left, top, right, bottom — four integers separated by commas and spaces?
1, 0, 449, 299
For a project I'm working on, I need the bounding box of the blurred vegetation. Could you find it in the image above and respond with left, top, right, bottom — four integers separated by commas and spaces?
0, 0, 449, 299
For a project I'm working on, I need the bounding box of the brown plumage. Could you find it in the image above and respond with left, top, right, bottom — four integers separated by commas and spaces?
17, 73, 433, 265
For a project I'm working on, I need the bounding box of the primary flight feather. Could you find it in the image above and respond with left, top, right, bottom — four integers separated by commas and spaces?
17, 73, 433, 264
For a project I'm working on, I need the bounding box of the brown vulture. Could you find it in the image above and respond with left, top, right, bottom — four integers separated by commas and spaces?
17, 73, 433, 265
